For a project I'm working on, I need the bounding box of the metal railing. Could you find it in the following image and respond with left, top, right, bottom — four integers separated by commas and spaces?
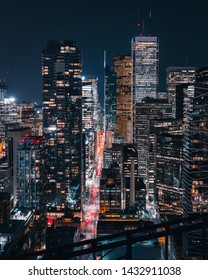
8, 213, 208, 260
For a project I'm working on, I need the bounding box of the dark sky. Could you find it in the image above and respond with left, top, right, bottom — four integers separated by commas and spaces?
1, 0, 208, 105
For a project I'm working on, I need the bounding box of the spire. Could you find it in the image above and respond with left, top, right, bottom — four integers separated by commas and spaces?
149, 10, 152, 36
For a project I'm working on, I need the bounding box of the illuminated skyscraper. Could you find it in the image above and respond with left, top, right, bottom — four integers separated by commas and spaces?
131, 36, 158, 142
182, 67, 208, 259
82, 77, 98, 132
131, 36, 158, 102
113, 55, 132, 143
155, 120, 183, 216
42, 40, 82, 211
166, 67, 195, 118
135, 99, 172, 199
82, 77, 98, 186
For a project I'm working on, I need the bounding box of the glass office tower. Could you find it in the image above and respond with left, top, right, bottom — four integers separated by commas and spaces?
42, 40, 82, 212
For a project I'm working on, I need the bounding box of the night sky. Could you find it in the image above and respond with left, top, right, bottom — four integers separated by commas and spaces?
1, 0, 208, 106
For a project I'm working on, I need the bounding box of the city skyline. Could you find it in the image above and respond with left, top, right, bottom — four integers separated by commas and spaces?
1, 0, 208, 104
1, 0, 208, 261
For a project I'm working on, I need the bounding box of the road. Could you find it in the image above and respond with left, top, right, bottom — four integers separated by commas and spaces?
81, 131, 105, 247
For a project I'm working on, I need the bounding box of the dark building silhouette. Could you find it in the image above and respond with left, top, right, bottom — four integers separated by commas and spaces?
0, 192, 10, 222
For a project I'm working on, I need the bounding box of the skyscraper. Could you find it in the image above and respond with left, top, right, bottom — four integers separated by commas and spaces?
104, 65, 116, 132
131, 36, 158, 103
155, 120, 183, 216
113, 55, 132, 143
135, 99, 172, 199
7, 128, 31, 208
131, 36, 159, 142
42, 40, 82, 212
182, 66, 208, 259
82, 77, 98, 192
166, 67, 195, 118
82, 77, 99, 133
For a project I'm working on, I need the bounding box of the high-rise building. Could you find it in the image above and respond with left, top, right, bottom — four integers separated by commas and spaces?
17, 135, 46, 211
113, 55, 132, 143
0, 81, 8, 102
82, 77, 98, 191
42, 40, 82, 211
123, 144, 138, 209
135, 98, 172, 199
0, 156, 13, 213
0, 98, 20, 155
7, 128, 31, 208
104, 65, 116, 132
16, 102, 43, 136
155, 120, 183, 216
182, 67, 208, 259
132, 36, 159, 144
166, 67, 195, 118
132, 36, 158, 103
99, 166, 121, 213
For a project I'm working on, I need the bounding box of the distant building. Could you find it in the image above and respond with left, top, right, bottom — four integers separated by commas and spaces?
135, 98, 172, 199
0, 81, 8, 102
113, 55, 132, 143
7, 128, 31, 208
17, 135, 46, 211
82, 77, 98, 172
132, 36, 158, 100
123, 144, 138, 209
105, 65, 116, 132
0, 98, 20, 154
16, 102, 43, 136
166, 67, 195, 118
155, 120, 183, 216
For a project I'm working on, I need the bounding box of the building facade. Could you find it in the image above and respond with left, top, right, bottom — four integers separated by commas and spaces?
42, 40, 82, 211
182, 67, 208, 259
105, 65, 116, 132
113, 55, 132, 143
17, 135, 46, 211
131, 36, 159, 143
155, 120, 183, 216
166, 67, 195, 118
135, 99, 172, 199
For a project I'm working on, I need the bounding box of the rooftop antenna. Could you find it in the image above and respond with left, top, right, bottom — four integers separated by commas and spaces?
137, 9, 142, 36
104, 50, 106, 133
143, 17, 145, 34
186, 49, 189, 67
149, 10, 152, 36
0, 69, 9, 83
